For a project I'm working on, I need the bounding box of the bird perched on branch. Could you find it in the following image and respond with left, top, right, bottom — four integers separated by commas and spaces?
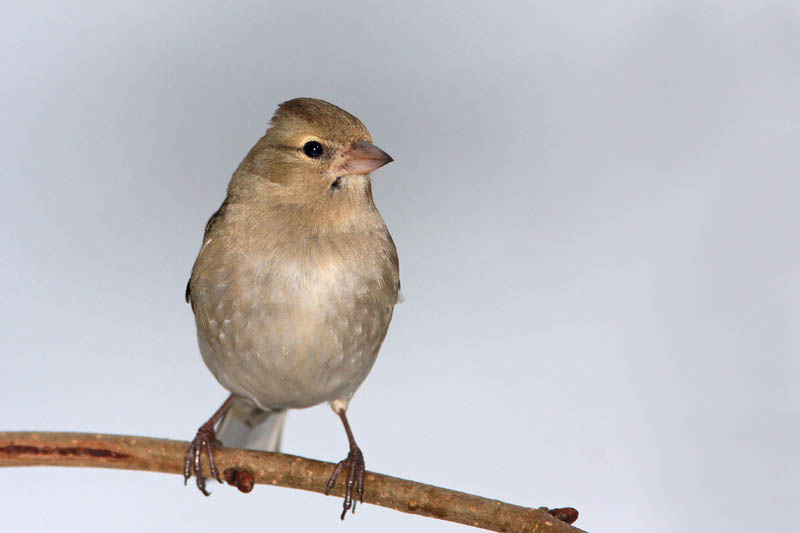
183, 98, 399, 518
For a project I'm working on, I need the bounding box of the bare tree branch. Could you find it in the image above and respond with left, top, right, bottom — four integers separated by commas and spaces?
0, 432, 584, 532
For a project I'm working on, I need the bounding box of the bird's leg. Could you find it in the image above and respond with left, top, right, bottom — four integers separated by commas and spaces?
325, 409, 366, 519
183, 394, 234, 495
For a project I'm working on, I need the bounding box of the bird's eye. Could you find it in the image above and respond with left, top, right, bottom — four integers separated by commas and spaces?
303, 141, 324, 158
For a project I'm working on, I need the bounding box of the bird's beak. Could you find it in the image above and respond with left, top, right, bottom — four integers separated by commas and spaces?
342, 141, 394, 175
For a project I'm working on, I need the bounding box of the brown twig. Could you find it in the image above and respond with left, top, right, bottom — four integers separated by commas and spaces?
0, 431, 584, 532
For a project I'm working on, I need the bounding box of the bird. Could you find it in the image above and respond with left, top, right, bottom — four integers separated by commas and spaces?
182, 98, 399, 518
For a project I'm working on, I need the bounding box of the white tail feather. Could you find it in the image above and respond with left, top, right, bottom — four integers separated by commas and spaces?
216, 397, 287, 452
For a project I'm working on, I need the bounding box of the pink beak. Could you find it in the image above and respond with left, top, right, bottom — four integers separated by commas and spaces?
342, 141, 394, 175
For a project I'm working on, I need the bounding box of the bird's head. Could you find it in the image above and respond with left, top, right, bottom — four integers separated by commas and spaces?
236, 98, 393, 208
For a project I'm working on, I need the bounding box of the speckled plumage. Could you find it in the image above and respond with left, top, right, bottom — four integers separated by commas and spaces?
189, 190, 399, 411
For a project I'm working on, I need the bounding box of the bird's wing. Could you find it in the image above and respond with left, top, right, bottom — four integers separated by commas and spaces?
185, 199, 229, 311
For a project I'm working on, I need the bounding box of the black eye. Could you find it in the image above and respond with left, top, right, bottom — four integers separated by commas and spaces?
303, 141, 324, 158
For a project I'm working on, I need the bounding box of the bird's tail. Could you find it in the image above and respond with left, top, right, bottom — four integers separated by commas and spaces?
216, 397, 287, 452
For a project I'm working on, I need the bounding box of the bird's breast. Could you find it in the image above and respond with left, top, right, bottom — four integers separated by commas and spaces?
192, 226, 398, 409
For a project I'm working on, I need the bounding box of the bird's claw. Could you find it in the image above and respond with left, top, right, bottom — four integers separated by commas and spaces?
325, 445, 365, 519
183, 422, 223, 496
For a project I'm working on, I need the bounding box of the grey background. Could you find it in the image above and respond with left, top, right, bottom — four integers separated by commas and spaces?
2, 2, 798, 532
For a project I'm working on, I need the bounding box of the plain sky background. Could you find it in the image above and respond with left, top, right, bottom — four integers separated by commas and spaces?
2, 2, 798, 532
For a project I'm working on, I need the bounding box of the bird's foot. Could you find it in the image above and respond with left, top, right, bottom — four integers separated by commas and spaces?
183, 421, 223, 496
325, 444, 365, 519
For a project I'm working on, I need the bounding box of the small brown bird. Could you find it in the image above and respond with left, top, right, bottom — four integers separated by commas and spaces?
183, 98, 399, 518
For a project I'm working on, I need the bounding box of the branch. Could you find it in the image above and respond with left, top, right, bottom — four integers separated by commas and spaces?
0, 432, 583, 532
